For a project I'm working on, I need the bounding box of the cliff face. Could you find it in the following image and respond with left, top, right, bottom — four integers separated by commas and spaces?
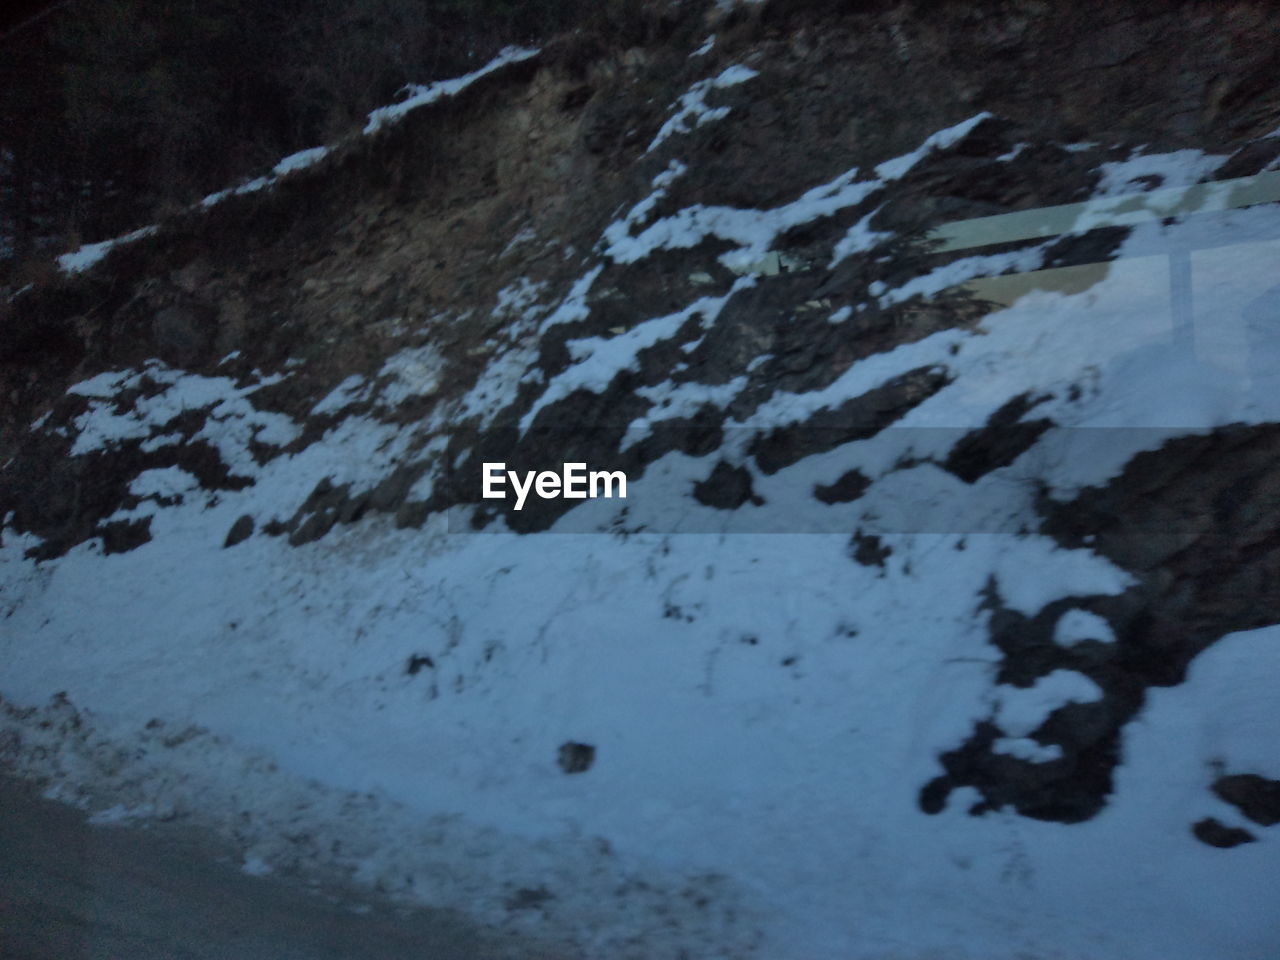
7, 1, 1280, 544
3, 3, 1280, 958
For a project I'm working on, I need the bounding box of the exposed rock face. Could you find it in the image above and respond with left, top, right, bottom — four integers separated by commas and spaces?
922, 425, 1280, 822
152, 304, 216, 367
694, 461, 762, 509
557, 741, 597, 774
223, 514, 255, 548
1214, 773, 1280, 827
1193, 817, 1257, 849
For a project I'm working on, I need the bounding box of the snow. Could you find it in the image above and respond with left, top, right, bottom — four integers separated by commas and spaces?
240, 855, 274, 877
613, 113, 994, 273
9, 114, 1280, 959
57, 225, 157, 273
312, 374, 368, 416
501, 225, 538, 256
877, 245, 1047, 305
66, 362, 297, 464
455, 342, 540, 426
992, 669, 1104, 737
621, 375, 749, 450
375, 344, 446, 407
1096, 148, 1226, 195
873, 112, 994, 180
993, 737, 1064, 762
88, 802, 155, 825
3, 489, 1259, 955
363, 46, 539, 134
647, 65, 760, 153
493, 276, 548, 319
520, 282, 746, 433
1055, 608, 1116, 646
828, 209, 889, 267
128, 467, 202, 503
534, 264, 602, 334
273, 145, 330, 175
233, 175, 272, 196
605, 166, 882, 267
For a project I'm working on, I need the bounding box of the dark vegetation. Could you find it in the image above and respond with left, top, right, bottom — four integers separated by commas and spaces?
0, 0, 659, 286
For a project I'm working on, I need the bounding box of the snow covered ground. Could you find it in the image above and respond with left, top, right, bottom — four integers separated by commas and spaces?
6, 71, 1280, 960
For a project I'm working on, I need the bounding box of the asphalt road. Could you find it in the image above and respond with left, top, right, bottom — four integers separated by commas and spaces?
0, 776, 570, 960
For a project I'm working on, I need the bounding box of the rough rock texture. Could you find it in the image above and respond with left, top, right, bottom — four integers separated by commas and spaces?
1213, 773, 1280, 827
922, 425, 1280, 822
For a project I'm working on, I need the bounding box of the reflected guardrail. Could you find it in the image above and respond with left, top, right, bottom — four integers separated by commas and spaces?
929, 170, 1280, 253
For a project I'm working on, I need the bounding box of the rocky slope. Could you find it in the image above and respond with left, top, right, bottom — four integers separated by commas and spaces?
3, 2, 1280, 958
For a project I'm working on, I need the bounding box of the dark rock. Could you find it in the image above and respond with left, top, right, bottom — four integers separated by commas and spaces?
368, 464, 424, 512
693, 461, 762, 510
691, 276, 827, 387
814, 468, 871, 504
285, 477, 355, 545
1215, 139, 1280, 180
751, 364, 952, 474
1041, 225, 1131, 270
925, 424, 1280, 825
505, 886, 555, 911
289, 511, 338, 547
224, 514, 254, 548
557, 741, 595, 774
405, 654, 434, 676
99, 517, 152, 555
1213, 773, 1280, 827
1081, 18, 1148, 69
918, 776, 951, 814
580, 86, 660, 158
336, 493, 369, 525
943, 391, 1053, 484
261, 519, 290, 537
6, 424, 253, 563
394, 501, 431, 529
849, 530, 891, 568
560, 84, 594, 112
152, 304, 216, 367
1192, 817, 1256, 849
919, 715, 1120, 824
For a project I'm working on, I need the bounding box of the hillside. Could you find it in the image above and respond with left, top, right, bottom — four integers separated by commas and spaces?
3, 2, 1280, 958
